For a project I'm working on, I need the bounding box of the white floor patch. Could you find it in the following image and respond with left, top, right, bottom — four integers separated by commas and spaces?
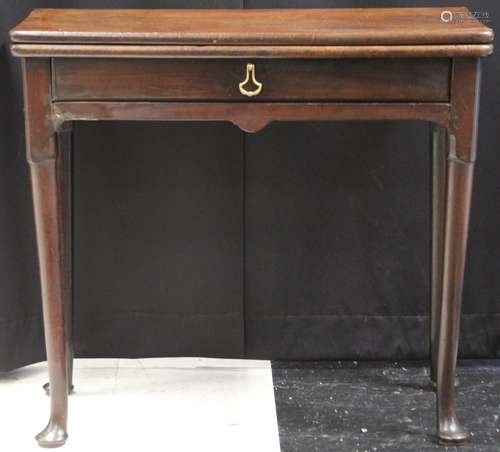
0, 358, 281, 452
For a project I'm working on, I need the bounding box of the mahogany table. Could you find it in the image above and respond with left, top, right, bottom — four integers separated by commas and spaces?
10, 7, 494, 448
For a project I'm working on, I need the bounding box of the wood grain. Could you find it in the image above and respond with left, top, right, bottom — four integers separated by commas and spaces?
21, 59, 55, 163
23, 58, 70, 447
53, 101, 451, 134
11, 43, 494, 59
53, 58, 450, 102
10, 8, 493, 46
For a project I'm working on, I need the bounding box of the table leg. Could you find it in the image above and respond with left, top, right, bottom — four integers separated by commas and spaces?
23, 58, 69, 448
436, 137, 474, 444
430, 124, 447, 387
43, 124, 74, 397
30, 158, 69, 448
435, 57, 480, 445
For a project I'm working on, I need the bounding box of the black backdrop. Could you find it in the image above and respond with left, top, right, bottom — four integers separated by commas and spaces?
1, 1, 499, 372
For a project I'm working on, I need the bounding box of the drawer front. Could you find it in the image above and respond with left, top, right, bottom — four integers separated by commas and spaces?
53, 58, 450, 102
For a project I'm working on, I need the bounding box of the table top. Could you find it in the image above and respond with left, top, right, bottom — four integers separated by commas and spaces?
11, 7, 493, 47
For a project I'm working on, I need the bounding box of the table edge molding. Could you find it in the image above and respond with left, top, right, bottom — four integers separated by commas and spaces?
11, 44, 494, 59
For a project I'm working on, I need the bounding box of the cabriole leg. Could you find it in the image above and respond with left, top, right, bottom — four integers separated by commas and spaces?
436, 57, 481, 445
430, 124, 447, 388
435, 135, 474, 444
44, 124, 74, 397
23, 58, 69, 447
30, 159, 69, 448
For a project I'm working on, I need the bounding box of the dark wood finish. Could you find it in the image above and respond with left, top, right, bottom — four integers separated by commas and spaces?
53, 102, 451, 134
12, 7, 492, 448
450, 59, 482, 162
43, 123, 75, 397
434, 58, 481, 445
11, 43, 494, 59
23, 58, 69, 447
21, 58, 55, 163
430, 124, 447, 387
59, 124, 74, 396
10, 8, 493, 46
53, 58, 450, 102
436, 154, 475, 444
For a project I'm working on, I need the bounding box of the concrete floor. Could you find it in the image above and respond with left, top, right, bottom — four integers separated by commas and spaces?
272, 360, 500, 452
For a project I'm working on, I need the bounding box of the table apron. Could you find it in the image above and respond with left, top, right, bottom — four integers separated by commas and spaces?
52, 101, 451, 133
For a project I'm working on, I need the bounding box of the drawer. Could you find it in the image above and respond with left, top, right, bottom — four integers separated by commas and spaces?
52, 58, 450, 102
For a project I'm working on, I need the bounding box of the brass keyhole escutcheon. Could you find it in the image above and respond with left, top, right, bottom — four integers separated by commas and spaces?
238, 63, 263, 97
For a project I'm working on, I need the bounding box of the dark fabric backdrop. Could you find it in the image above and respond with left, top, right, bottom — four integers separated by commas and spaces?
0, 1, 499, 371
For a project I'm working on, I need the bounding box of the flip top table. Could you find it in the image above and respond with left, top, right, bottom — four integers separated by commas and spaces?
10, 7, 494, 448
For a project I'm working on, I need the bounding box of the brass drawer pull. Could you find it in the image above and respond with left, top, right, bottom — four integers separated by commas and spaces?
239, 63, 262, 97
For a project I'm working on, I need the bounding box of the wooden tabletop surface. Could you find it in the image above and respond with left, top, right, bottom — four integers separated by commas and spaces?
10, 8, 493, 46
